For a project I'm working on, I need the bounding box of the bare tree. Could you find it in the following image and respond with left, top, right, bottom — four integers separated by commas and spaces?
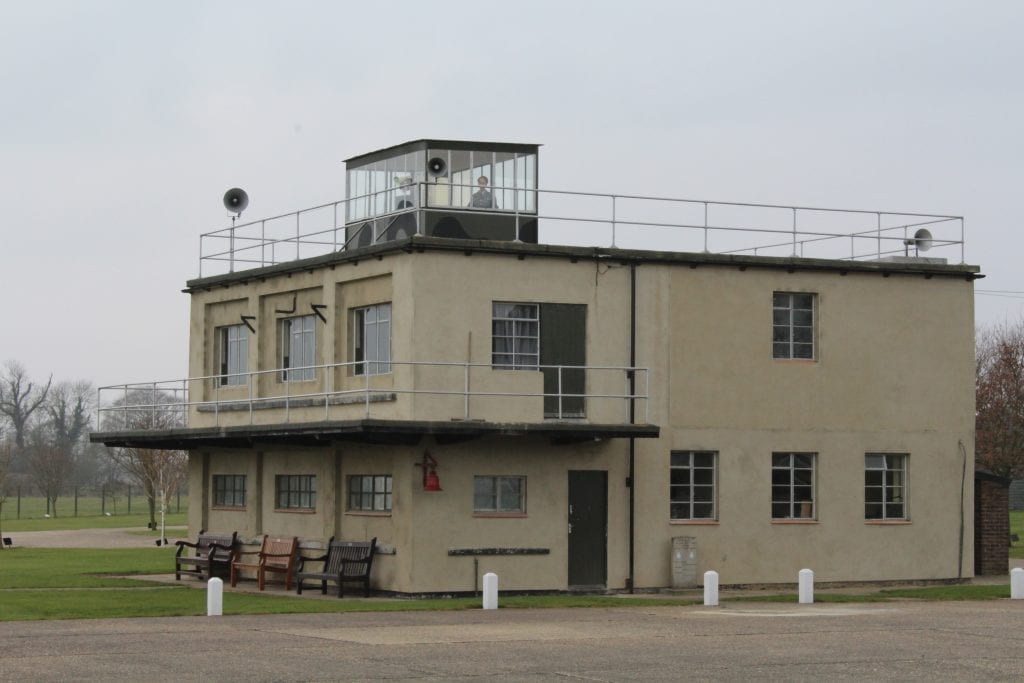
976, 320, 1024, 479
0, 434, 12, 549
25, 381, 93, 517
0, 360, 52, 451
103, 388, 188, 531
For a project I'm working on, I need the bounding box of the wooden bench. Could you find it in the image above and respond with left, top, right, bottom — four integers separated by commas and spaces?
230, 535, 298, 591
174, 530, 238, 581
296, 537, 377, 598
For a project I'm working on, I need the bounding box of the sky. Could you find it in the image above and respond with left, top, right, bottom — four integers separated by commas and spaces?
1, 0, 1022, 391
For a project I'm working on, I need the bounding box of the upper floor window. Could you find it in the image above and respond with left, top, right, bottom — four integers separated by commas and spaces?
865, 453, 907, 520
348, 474, 392, 512
670, 451, 717, 520
353, 303, 391, 375
773, 292, 816, 360
217, 324, 249, 386
275, 474, 316, 510
212, 474, 246, 508
280, 315, 315, 381
492, 303, 539, 369
474, 475, 526, 514
772, 452, 816, 519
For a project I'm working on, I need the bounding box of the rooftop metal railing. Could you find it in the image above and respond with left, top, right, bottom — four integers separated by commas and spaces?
198, 183, 965, 276
95, 360, 650, 431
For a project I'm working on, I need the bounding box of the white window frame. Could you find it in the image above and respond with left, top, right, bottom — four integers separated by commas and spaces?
353, 303, 392, 376
218, 324, 249, 386
772, 452, 816, 519
280, 315, 316, 382
670, 451, 717, 520
865, 453, 908, 520
348, 474, 393, 512
473, 475, 526, 513
492, 302, 539, 370
773, 292, 816, 360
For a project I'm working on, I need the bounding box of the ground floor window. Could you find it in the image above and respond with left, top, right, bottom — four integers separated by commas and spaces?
348, 474, 392, 512
772, 452, 816, 519
670, 451, 716, 520
212, 474, 246, 508
474, 475, 525, 513
865, 453, 907, 520
275, 474, 316, 510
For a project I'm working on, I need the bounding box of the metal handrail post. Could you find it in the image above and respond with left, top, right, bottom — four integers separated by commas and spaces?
261, 220, 267, 267
96, 388, 101, 429
791, 208, 798, 256
364, 368, 371, 418
295, 213, 301, 260
332, 203, 338, 252
464, 362, 470, 419
876, 213, 881, 260
229, 226, 235, 273
182, 379, 188, 427
558, 366, 564, 419
703, 202, 709, 252
611, 195, 617, 247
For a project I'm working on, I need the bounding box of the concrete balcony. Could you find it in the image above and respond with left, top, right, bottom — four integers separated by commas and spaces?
91, 360, 658, 450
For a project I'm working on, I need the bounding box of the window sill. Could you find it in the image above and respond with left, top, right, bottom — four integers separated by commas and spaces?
771, 519, 818, 524
210, 506, 247, 512
273, 508, 316, 514
772, 359, 818, 365
345, 510, 392, 517
473, 512, 527, 518
670, 519, 719, 525
865, 519, 911, 525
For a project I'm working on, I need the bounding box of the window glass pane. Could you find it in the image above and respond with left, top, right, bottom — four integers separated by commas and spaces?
474, 476, 495, 510
793, 453, 814, 469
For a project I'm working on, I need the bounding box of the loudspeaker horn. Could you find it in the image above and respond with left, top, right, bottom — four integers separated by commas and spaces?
223, 187, 249, 214
903, 228, 933, 253
427, 156, 447, 178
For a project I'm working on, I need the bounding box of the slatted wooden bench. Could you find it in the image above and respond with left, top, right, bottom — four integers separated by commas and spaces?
296, 537, 377, 598
230, 535, 298, 591
174, 530, 238, 581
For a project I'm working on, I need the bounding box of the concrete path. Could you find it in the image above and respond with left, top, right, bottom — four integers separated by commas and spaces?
2, 600, 1024, 681
3, 526, 188, 549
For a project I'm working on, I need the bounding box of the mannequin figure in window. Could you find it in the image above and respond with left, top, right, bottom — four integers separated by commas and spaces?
469, 176, 495, 209
394, 176, 414, 210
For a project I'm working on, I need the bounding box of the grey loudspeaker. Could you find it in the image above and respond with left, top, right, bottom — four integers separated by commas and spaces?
904, 228, 933, 253
223, 188, 249, 214
427, 157, 447, 178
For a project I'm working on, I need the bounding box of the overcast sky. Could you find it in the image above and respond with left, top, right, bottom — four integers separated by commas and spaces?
1, 0, 1022, 391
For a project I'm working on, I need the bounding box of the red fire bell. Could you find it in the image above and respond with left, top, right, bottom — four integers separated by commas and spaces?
419, 452, 442, 491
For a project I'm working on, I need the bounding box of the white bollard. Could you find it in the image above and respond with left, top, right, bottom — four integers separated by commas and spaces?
703, 570, 719, 606
798, 568, 814, 604
207, 577, 224, 616
482, 572, 498, 610
1012, 568, 1024, 600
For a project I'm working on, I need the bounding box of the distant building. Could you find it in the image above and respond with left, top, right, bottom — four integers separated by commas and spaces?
92, 139, 980, 592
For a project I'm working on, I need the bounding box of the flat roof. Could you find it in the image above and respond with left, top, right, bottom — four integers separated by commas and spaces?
184, 235, 982, 293
91, 419, 660, 449
344, 139, 541, 167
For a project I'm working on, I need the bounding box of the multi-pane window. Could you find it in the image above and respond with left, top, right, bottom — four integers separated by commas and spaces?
474, 475, 526, 513
773, 292, 816, 359
218, 325, 249, 386
212, 474, 246, 508
492, 303, 539, 369
280, 315, 316, 381
348, 475, 393, 512
670, 451, 717, 520
353, 303, 391, 375
865, 454, 907, 520
772, 452, 816, 519
275, 474, 316, 510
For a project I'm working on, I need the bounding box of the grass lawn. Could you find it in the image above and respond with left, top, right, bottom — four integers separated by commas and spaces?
1011, 511, 1024, 559
0, 547, 1014, 622
0, 511, 187, 532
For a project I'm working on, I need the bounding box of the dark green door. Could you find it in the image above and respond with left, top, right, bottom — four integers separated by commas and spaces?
568, 470, 607, 587
541, 304, 586, 418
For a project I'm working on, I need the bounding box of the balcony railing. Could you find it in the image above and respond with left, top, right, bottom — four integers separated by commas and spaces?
197, 183, 965, 277
96, 360, 650, 431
